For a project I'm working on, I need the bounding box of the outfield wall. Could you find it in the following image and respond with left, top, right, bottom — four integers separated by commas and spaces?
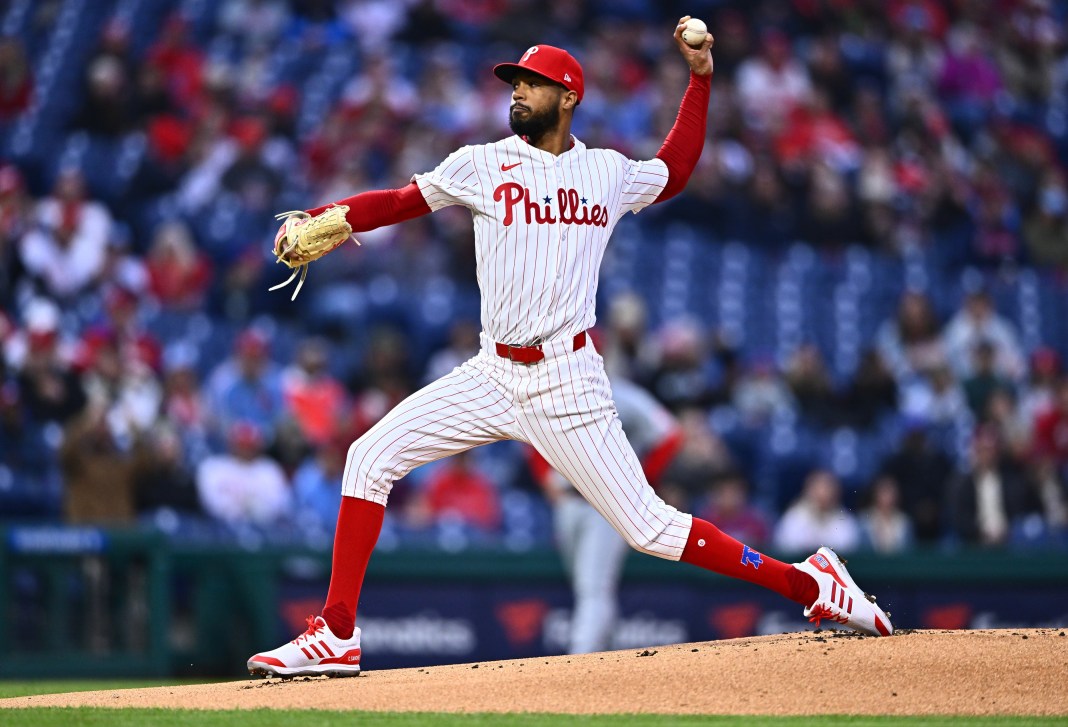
1, 527, 1066, 676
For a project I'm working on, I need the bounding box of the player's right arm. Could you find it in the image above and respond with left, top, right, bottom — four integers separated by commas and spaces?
652, 18, 714, 204
302, 146, 478, 233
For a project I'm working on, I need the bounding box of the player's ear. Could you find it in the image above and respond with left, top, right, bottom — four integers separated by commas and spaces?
562, 89, 578, 111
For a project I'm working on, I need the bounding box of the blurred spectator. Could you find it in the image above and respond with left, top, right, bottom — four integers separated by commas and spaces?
281, 337, 350, 448
732, 359, 794, 425
220, 117, 282, 211
60, 404, 135, 524
424, 319, 480, 384
161, 347, 208, 456
19, 169, 113, 300
647, 318, 723, 412
146, 14, 205, 110
839, 348, 899, 430
293, 438, 347, 531
937, 25, 1002, 141
900, 363, 971, 428
962, 340, 1013, 419
984, 388, 1031, 462
206, 328, 285, 443
196, 420, 291, 525
880, 419, 954, 542
132, 422, 200, 515
350, 327, 415, 437
0, 164, 31, 306
799, 163, 861, 249
660, 408, 735, 510
79, 328, 162, 447
1033, 378, 1068, 466
774, 469, 862, 554
859, 473, 913, 554
775, 90, 861, 174
943, 288, 1025, 381
743, 158, 796, 248
1019, 347, 1060, 437
599, 292, 657, 383
0, 38, 32, 119
219, 0, 288, 47
736, 29, 811, 131
783, 343, 836, 428
995, 0, 1062, 106
12, 300, 86, 427
950, 426, 1038, 546
145, 221, 213, 310
72, 55, 134, 136
1023, 171, 1068, 268
696, 471, 771, 547
407, 451, 501, 532
876, 291, 946, 383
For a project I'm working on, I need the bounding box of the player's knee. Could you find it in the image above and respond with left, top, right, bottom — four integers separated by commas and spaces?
342, 438, 395, 504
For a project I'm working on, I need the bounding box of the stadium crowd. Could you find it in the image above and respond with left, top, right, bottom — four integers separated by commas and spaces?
1, 0, 1068, 553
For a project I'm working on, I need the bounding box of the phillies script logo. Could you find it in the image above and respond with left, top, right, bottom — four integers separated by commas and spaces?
493, 182, 609, 227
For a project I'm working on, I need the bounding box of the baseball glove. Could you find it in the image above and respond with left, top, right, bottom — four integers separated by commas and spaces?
269, 205, 359, 300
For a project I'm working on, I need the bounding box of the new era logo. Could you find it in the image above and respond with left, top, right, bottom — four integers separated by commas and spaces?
564, 73, 572, 82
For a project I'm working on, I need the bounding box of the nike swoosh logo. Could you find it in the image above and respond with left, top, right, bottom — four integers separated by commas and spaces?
501, 162, 522, 171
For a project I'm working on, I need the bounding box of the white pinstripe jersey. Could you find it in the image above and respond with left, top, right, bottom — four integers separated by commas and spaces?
412, 135, 669, 346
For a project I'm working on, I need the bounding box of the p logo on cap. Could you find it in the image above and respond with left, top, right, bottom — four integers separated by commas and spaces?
522, 46, 539, 62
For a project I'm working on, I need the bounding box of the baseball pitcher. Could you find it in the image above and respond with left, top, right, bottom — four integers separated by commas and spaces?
249, 17, 892, 679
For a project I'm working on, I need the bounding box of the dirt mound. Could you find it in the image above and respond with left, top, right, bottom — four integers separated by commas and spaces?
4, 629, 1067, 716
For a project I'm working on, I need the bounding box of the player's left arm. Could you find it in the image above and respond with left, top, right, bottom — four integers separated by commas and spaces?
304, 183, 432, 233
652, 17, 714, 204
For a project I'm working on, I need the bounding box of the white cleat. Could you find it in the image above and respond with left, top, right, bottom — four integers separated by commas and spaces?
247, 616, 362, 678
794, 546, 894, 637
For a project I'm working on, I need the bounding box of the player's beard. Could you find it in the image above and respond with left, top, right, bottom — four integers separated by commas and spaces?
509, 102, 561, 142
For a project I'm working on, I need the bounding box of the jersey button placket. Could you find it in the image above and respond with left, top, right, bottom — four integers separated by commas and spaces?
551, 163, 564, 315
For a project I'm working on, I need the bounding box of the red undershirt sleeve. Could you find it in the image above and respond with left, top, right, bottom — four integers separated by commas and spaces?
653, 71, 711, 204
306, 182, 432, 233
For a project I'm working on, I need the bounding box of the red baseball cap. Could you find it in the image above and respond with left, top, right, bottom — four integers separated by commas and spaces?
493, 45, 584, 102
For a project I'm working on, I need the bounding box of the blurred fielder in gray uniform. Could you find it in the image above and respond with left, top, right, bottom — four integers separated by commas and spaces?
529, 378, 683, 653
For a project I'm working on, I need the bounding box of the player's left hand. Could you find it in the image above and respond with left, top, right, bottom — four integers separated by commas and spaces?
673, 16, 714, 76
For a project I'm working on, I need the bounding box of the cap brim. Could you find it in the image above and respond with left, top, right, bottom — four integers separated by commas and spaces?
493, 62, 523, 84
493, 63, 563, 89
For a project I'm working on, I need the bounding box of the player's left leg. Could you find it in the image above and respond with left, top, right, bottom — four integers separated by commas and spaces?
519, 343, 892, 636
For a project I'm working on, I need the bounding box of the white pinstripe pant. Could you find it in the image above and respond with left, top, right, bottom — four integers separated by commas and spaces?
341, 335, 693, 559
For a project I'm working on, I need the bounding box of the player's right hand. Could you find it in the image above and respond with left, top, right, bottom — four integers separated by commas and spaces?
673, 16, 714, 76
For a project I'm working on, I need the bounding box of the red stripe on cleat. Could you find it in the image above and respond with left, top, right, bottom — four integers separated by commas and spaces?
309, 643, 324, 658
319, 641, 335, 657
250, 654, 286, 668
875, 614, 891, 636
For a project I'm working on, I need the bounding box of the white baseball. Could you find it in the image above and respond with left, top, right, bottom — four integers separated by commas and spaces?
681, 17, 707, 48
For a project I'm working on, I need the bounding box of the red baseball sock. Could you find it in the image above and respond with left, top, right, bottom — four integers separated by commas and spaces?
680, 518, 818, 606
321, 496, 385, 640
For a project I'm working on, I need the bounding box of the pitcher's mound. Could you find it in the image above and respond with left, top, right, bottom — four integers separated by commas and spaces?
4, 629, 1067, 716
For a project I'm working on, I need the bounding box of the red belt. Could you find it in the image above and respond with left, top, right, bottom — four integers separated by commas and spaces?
494, 331, 587, 364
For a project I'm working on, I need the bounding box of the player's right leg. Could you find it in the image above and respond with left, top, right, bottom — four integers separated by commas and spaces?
248, 359, 515, 677
520, 344, 892, 636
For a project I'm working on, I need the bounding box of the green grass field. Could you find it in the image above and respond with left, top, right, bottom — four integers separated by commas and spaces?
1, 683, 1064, 726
